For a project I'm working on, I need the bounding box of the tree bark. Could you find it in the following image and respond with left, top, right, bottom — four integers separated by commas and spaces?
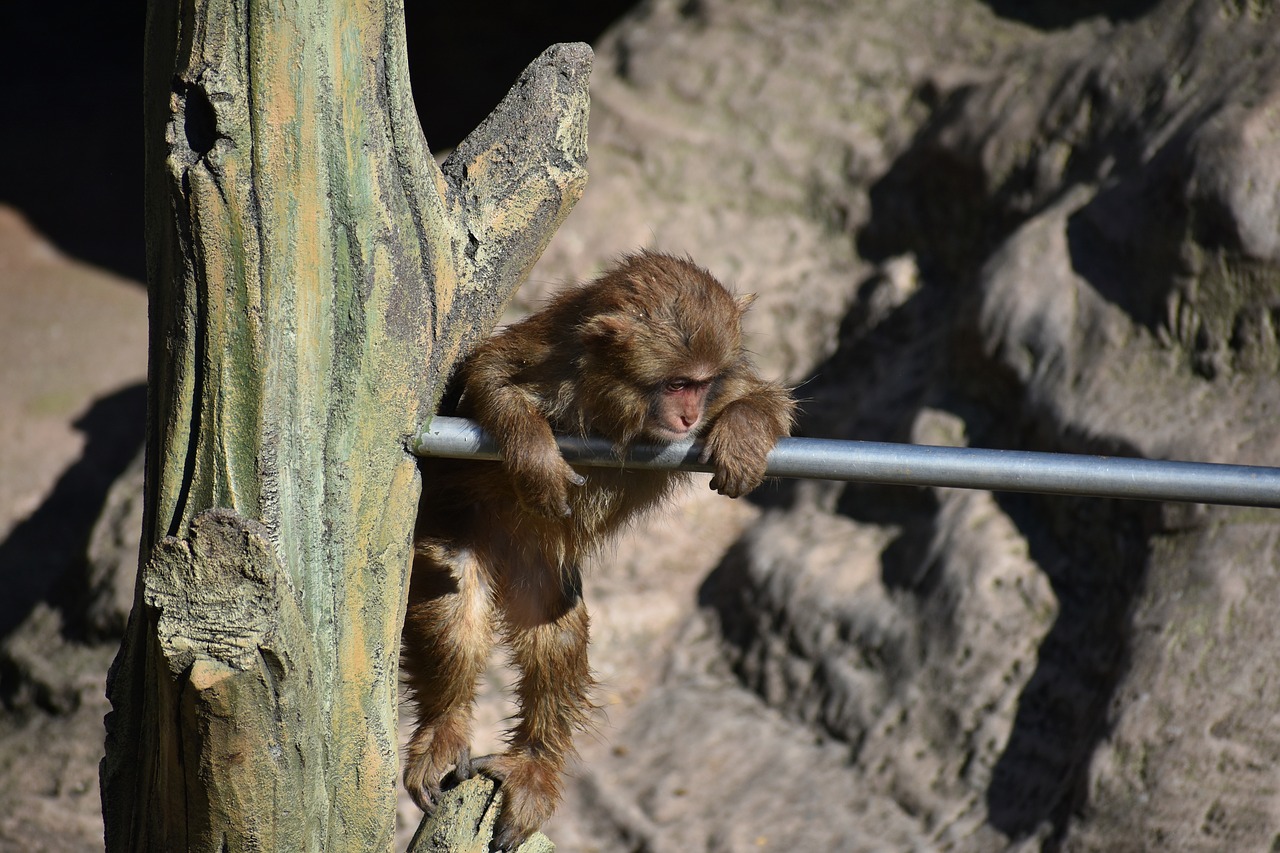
101, 1, 590, 849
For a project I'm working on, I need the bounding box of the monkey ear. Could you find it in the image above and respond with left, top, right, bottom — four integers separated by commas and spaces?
736, 292, 758, 312
580, 313, 636, 349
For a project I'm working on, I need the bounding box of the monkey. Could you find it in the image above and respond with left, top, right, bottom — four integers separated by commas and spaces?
402, 250, 795, 849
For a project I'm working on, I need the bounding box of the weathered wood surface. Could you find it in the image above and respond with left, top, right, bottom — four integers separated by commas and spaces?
101, 1, 590, 849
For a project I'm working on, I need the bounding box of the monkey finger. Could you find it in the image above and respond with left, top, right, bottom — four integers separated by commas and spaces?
532, 493, 572, 518
552, 485, 575, 517
712, 462, 766, 499
710, 474, 744, 498
568, 471, 587, 487
512, 477, 573, 519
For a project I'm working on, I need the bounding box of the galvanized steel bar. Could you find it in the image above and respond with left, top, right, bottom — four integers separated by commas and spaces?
412, 416, 1280, 509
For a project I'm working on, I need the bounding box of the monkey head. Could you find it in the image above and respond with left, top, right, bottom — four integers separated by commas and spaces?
575, 252, 755, 446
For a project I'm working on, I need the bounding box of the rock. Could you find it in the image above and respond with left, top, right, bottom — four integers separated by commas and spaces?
0, 602, 118, 850
79, 450, 145, 640
529, 0, 1280, 850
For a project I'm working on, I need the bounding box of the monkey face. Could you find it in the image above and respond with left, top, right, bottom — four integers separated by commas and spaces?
645, 375, 716, 441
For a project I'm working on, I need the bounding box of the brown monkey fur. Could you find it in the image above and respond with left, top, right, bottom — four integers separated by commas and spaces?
403, 251, 795, 849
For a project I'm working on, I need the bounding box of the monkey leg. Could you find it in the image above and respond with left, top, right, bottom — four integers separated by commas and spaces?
401, 542, 495, 813
476, 564, 596, 850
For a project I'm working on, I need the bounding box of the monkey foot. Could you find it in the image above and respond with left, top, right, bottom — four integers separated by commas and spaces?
439, 746, 479, 790
460, 752, 560, 852
405, 745, 472, 814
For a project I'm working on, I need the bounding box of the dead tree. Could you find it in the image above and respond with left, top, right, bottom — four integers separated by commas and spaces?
100, 1, 590, 849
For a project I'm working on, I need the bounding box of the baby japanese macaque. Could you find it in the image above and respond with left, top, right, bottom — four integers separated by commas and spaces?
403, 251, 795, 849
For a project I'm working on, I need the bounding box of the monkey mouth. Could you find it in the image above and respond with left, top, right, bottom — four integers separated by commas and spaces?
649, 423, 700, 443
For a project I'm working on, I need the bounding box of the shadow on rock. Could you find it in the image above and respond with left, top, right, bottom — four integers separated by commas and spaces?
979, 0, 1159, 30
984, 491, 1153, 843
0, 382, 145, 639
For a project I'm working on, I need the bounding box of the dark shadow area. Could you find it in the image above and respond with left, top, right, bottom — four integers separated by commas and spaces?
982, 490, 1152, 846
980, 0, 1159, 29
740, 474, 799, 512
948, 317, 1159, 842
855, 91, 1016, 282
0, 383, 146, 639
0, 2, 638, 282
857, 146, 987, 280
796, 271, 955, 446
1063, 155, 1190, 335
858, 38, 1166, 292
404, 2, 639, 153
1061, 129, 1273, 384
696, 537, 768, 701
837, 482, 941, 592
0, 3, 147, 281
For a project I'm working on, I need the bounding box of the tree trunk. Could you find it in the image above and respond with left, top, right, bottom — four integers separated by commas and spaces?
100, 0, 590, 849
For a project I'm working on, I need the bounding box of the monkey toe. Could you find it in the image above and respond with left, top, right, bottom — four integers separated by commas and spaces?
464, 752, 509, 783
491, 819, 536, 852
405, 742, 475, 813
440, 747, 481, 788
468, 752, 560, 851
404, 773, 441, 815
490, 792, 553, 852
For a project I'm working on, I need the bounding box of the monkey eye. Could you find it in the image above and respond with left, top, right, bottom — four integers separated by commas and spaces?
665, 379, 690, 392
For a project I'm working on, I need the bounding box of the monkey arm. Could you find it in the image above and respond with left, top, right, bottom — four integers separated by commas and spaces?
700, 377, 796, 498
463, 336, 586, 518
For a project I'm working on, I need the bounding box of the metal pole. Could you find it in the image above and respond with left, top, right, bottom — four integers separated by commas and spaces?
412, 416, 1280, 509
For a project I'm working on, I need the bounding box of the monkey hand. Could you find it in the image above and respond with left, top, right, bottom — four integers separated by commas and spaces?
700, 404, 779, 498
506, 438, 587, 519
